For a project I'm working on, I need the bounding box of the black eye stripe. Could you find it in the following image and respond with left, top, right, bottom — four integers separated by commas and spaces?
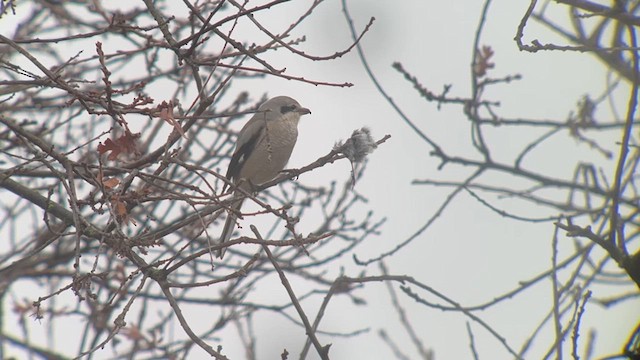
280, 105, 296, 114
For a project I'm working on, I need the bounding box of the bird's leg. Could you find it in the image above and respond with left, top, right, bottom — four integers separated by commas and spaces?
248, 180, 260, 194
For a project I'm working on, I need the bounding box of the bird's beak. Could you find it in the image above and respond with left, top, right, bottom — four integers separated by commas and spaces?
298, 107, 311, 115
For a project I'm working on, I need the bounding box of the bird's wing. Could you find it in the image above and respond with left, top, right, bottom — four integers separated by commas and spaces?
223, 116, 266, 191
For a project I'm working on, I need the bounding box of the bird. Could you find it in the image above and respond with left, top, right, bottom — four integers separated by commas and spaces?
217, 96, 311, 258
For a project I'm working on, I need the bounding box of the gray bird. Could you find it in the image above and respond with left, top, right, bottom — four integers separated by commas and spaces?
217, 96, 311, 258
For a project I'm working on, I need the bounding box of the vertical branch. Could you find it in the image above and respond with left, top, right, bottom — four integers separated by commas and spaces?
468, 0, 493, 161
160, 276, 224, 359
380, 261, 432, 360
609, 23, 639, 257
551, 223, 564, 360
251, 226, 328, 360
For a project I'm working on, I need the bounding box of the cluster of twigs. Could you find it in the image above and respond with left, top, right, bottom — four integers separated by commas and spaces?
0, 1, 388, 359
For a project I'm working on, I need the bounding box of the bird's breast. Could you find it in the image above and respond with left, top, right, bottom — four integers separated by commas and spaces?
238, 119, 299, 186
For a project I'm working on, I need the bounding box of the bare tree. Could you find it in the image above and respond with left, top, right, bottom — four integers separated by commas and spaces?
0, 1, 385, 359
2, 0, 639, 359
359, 0, 639, 358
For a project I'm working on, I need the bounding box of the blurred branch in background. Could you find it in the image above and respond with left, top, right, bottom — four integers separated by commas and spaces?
346, 0, 640, 358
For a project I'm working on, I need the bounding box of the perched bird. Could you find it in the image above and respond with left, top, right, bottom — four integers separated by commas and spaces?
217, 96, 311, 258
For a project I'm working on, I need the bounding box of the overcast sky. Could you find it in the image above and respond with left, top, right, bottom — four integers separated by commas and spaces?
3, 0, 639, 359
242, 1, 639, 359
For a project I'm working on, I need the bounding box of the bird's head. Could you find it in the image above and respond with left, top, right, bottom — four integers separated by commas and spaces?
259, 96, 311, 121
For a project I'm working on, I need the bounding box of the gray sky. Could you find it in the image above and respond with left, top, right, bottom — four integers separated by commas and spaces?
241, 1, 639, 359
2, 0, 638, 359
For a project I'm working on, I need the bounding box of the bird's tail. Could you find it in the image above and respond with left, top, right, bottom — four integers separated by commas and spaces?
217, 196, 245, 258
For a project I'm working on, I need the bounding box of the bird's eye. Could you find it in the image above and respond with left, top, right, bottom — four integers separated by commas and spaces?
280, 105, 296, 114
